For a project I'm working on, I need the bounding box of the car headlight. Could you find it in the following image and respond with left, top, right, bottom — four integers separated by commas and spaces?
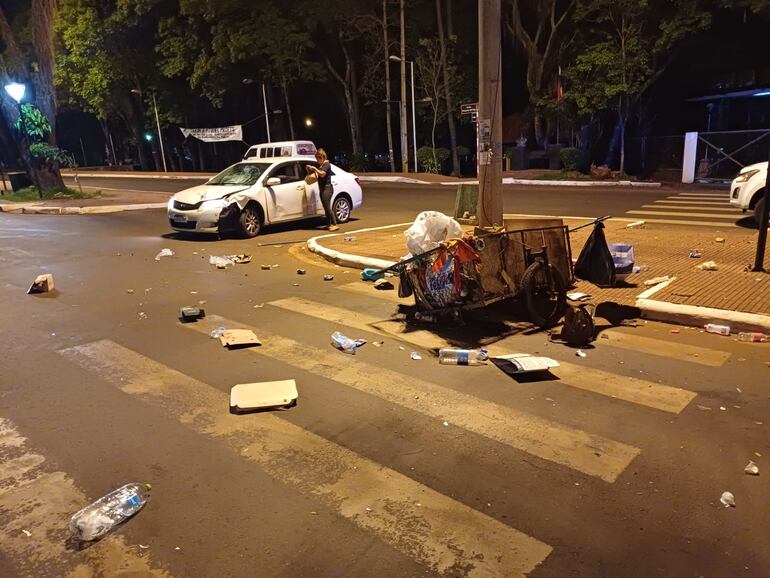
734, 169, 760, 184
200, 198, 226, 210
167, 197, 175, 209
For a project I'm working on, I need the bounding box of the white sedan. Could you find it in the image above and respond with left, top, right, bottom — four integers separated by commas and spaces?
167, 156, 363, 237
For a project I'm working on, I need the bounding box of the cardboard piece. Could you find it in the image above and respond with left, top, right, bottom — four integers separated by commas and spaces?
219, 329, 261, 349
28, 273, 55, 294
230, 380, 298, 412
491, 353, 560, 374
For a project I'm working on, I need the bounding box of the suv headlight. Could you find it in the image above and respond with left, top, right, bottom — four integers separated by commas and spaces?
734, 169, 760, 183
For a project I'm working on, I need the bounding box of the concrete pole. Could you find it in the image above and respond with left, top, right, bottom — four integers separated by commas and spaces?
410, 61, 417, 172
152, 93, 168, 172
262, 83, 272, 143
399, 0, 409, 173
752, 145, 769, 272
477, 0, 503, 228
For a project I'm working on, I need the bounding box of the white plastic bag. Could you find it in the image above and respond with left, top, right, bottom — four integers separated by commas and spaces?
404, 211, 463, 255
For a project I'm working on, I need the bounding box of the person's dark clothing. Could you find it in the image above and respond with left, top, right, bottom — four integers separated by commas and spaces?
317, 160, 337, 226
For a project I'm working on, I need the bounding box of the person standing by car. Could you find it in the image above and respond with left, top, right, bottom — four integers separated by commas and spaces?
306, 148, 339, 231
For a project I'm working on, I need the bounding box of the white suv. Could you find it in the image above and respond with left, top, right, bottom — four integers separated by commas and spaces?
730, 161, 768, 224
167, 156, 363, 237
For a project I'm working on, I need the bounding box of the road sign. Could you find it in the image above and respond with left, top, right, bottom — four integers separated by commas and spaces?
460, 102, 479, 115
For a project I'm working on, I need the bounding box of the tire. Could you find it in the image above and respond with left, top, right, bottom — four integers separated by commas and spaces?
238, 205, 262, 238
753, 195, 767, 226
521, 261, 567, 329
332, 195, 352, 223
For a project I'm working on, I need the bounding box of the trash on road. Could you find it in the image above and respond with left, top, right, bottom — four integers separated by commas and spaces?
576, 349, 587, 358
374, 278, 394, 290
410, 352, 423, 360
179, 306, 205, 323
361, 268, 386, 281
491, 353, 560, 374
331, 331, 366, 354
608, 243, 635, 282
27, 273, 55, 294
210, 326, 226, 339
296, 269, 306, 275
670, 329, 681, 334
439, 347, 489, 366
154, 248, 173, 261
344, 236, 355, 242
414, 311, 436, 323
323, 274, 334, 281
738, 332, 769, 342
715, 237, 725, 243
697, 260, 718, 271
211, 256, 233, 269
21, 529, 31, 537
405, 211, 463, 255
626, 220, 645, 229
643, 275, 673, 286
719, 491, 735, 507
689, 249, 702, 258
567, 292, 591, 302
372, 341, 384, 347
219, 329, 261, 349
69, 483, 152, 542
127, 288, 134, 294
137, 312, 147, 320
260, 264, 273, 270
744, 461, 760, 475
559, 305, 595, 347
230, 379, 298, 412
704, 323, 730, 336
227, 254, 251, 264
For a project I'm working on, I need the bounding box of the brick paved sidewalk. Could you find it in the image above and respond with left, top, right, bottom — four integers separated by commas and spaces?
315, 217, 770, 319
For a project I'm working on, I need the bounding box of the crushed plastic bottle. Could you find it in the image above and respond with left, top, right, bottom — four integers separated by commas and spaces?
719, 491, 735, 508
704, 323, 730, 336
154, 248, 174, 261
438, 348, 489, 366
330, 331, 366, 354
744, 460, 760, 475
210, 326, 226, 339
69, 483, 152, 541
738, 332, 769, 342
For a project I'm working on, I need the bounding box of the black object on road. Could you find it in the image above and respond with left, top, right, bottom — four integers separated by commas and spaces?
574, 221, 616, 287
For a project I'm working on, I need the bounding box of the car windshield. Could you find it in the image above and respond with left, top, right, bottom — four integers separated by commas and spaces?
208, 163, 270, 186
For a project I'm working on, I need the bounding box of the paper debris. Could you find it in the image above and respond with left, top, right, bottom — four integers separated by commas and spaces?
28, 273, 55, 294
219, 329, 261, 349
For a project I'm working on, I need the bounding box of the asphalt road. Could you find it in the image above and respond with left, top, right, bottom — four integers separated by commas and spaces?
1, 202, 768, 577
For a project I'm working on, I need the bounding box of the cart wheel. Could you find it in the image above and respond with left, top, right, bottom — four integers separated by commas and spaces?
521, 261, 567, 329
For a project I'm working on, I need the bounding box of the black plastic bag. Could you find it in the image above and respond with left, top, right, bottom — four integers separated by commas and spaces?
574, 221, 616, 286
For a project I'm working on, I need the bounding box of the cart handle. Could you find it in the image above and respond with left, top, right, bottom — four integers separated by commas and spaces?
568, 215, 611, 233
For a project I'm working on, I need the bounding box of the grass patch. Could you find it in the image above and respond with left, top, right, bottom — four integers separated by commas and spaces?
0, 186, 101, 203
534, 171, 594, 181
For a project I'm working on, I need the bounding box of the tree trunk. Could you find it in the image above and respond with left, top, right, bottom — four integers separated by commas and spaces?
435, 0, 460, 176
31, 0, 58, 143
619, 111, 626, 176
281, 80, 296, 141
324, 43, 361, 156
196, 139, 205, 172
383, 0, 395, 172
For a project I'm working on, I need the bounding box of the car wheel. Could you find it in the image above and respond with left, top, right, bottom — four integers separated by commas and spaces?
238, 205, 262, 238
753, 195, 767, 226
332, 196, 352, 223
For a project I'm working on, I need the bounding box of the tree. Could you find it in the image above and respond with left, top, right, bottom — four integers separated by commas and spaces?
564, 0, 710, 174
435, 0, 460, 176
416, 37, 455, 169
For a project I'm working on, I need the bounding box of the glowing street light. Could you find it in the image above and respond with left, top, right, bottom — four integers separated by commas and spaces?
4, 82, 25, 103
304, 118, 313, 128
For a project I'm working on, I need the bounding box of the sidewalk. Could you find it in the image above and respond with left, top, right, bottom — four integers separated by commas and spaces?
0, 186, 171, 214
308, 217, 770, 332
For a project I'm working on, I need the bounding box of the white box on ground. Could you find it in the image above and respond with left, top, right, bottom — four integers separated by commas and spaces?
492, 353, 560, 374
230, 380, 298, 412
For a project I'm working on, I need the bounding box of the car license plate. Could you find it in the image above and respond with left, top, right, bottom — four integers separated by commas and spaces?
172, 213, 188, 223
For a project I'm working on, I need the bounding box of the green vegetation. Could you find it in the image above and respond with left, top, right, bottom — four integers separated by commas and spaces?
0, 186, 101, 203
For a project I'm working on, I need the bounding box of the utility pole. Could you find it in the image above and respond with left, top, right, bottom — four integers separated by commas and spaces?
399, 0, 409, 173
752, 146, 769, 272
477, 0, 503, 228
261, 83, 272, 143
383, 0, 395, 172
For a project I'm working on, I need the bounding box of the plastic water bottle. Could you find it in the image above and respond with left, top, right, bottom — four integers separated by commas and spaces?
69, 483, 152, 541
438, 348, 489, 365
330, 331, 365, 354
738, 332, 769, 342
704, 324, 730, 336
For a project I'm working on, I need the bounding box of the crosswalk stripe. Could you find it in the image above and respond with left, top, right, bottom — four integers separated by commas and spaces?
600, 330, 730, 368
666, 195, 729, 201
675, 192, 728, 197
651, 200, 733, 206
619, 218, 739, 227
0, 418, 168, 577
267, 297, 696, 415
184, 314, 638, 483
627, 210, 740, 219
640, 204, 741, 212
60, 340, 553, 575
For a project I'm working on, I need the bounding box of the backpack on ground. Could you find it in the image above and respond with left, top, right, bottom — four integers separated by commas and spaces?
560, 305, 595, 347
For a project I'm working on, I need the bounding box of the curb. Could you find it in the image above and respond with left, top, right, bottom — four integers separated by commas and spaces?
308, 222, 770, 332
63, 172, 212, 180
357, 175, 662, 188
0, 202, 167, 215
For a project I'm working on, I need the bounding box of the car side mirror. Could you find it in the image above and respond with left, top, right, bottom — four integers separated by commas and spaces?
266, 177, 281, 186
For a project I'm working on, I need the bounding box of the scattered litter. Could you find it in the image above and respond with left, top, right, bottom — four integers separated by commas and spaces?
21, 529, 31, 537
719, 491, 735, 507
344, 236, 355, 242
219, 329, 261, 349
323, 274, 334, 281
330, 331, 366, 354
442, 421, 449, 427
399, 346, 405, 351
272, 264, 279, 268
210, 256, 233, 269
28, 273, 55, 294
127, 288, 134, 294
738, 331, 769, 342
704, 323, 730, 336
179, 306, 205, 323
154, 248, 173, 261
69, 483, 152, 541
414, 311, 435, 322
609, 243, 635, 281
253, 303, 264, 309
671, 329, 681, 334
643, 276, 672, 286
620, 319, 638, 327
137, 312, 147, 320
696, 405, 712, 411
210, 326, 226, 339
600, 333, 609, 339
697, 260, 718, 271
261, 264, 273, 270
292, 282, 300, 286
567, 292, 591, 302
296, 269, 306, 275
230, 379, 298, 412
689, 249, 702, 258
198, 300, 207, 306
744, 461, 759, 475
190, 290, 197, 294
736, 387, 742, 393
491, 353, 560, 374
175, 547, 180, 551
372, 341, 384, 347
715, 237, 725, 243
439, 348, 489, 366
365, 507, 372, 512
374, 278, 394, 290
410, 352, 423, 360
229, 254, 252, 264
626, 220, 645, 229
361, 268, 385, 281
632, 264, 651, 274
576, 349, 587, 358
719, 406, 727, 411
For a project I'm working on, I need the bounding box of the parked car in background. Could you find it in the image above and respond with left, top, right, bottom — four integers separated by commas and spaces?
243, 140, 316, 160
167, 156, 362, 237
730, 161, 768, 224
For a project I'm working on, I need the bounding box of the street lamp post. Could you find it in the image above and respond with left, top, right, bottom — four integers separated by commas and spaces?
4, 82, 42, 194
131, 89, 168, 172
261, 83, 272, 143
390, 55, 418, 173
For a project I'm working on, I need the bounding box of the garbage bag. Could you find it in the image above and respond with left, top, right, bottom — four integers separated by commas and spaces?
404, 211, 463, 256
574, 221, 616, 286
